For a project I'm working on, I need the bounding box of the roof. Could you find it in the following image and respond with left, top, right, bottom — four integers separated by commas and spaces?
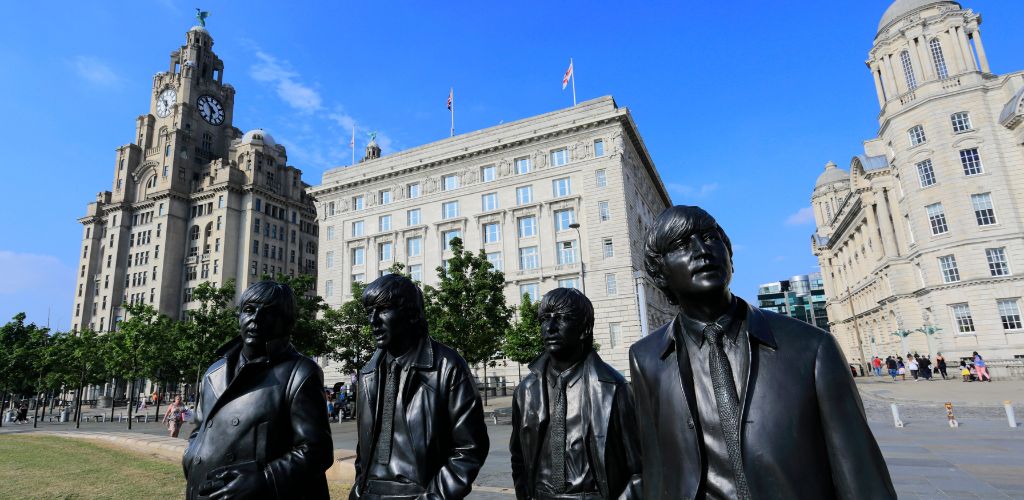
854, 154, 890, 172
998, 85, 1024, 126
877, 0, 960, 35
240, 128, 276, 147
815, 161, 849, 189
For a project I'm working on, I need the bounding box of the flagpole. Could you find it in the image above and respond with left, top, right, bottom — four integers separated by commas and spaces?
450, 87, 455, 137
351, 126, 356, 166
570, 58, 577, 106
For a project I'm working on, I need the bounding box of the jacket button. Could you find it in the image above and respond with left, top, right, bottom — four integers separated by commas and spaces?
231, 417, 239, 426
687, 418, 695, 429
225, 453, 235, 462
206, 420, 213, 429
194, 456, 202, 465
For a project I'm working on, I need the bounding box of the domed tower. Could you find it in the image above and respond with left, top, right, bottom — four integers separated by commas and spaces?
811, 161, 850, 237
361, 134, 382, 162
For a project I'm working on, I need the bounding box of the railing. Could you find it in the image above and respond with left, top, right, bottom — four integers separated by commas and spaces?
940, 76, 962, 90
898, 90, 917, 105
145, 147, 160, 158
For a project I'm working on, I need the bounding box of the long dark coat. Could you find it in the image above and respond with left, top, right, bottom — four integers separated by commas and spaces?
628, 302, 896, 500
183, 338, 334, 499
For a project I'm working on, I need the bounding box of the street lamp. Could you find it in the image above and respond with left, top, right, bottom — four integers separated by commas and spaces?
569, 222, 586, 294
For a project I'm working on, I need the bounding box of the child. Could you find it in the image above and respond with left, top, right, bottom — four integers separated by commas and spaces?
960, 361, 971, 382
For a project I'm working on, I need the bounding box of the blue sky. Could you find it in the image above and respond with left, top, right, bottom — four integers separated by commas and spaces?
2, 1, 1023, 330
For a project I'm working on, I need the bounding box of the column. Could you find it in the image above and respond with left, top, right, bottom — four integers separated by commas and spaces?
955, 26, 977, 72
871, 65, 887, 106
912, 36, 933, 82
874, 200, 899, 258
943, 30, 967, 74
880, 189, 905, 256
885, 54, 905, 95
970, 28, 991, 73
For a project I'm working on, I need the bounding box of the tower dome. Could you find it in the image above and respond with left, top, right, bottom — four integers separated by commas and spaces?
815, 161, 849, 190
877, 0, 960, 35
241, 128, 277, 147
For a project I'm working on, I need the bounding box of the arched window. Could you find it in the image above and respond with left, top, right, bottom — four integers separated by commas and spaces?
899, 51, 917, 90
929, 38, 948, 79
146, 175, 157, 189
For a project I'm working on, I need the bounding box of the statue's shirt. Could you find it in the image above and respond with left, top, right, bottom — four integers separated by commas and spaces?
536, 358, 598, 495
678, 299, 750, 500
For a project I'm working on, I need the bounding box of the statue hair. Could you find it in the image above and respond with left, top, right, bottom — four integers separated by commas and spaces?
238, 281, 298, 329
644, 205, 733, 305
362, 274, 428, 336
538, 288, 595, 343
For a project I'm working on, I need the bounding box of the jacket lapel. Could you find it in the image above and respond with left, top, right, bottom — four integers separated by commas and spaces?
739, 302, 777, 448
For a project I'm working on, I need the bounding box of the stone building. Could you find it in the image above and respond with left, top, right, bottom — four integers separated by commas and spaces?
310, 96, 673, 382
72, 25, 319, 337
812, 0, 1024, 368
757, 273, 830, 331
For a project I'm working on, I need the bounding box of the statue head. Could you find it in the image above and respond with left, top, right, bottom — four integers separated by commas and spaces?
362, 274, 427, 354
644, 205, 733, 305
538, 288, 594, 364
238, 281, 297, 356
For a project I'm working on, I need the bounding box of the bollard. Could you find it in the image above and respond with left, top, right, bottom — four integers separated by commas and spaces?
1006, 401, 1017, 429
891, 403, 904, 428
945, 402, 959, 428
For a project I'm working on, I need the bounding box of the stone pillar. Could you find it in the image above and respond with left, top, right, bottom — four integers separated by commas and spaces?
912, 36, 933, 82
969, 28, 991, 73
943, 30, 967, 74
955, 26, 977, 72
885, 54, 905, 95
873, 200, 899, 258
880, 189, 905, 256
871, 65, 887, 106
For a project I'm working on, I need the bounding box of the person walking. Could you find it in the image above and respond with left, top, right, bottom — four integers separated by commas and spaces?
886, 356, 898, 381
919, 356, 932, 381
936, 353, 948, 380
162, 396, 185, 438
897, 358, 906, 380
960, 360, 971, 382
872, 356, 882, 376
908, 355, 919, 381
973, 351, 992, 382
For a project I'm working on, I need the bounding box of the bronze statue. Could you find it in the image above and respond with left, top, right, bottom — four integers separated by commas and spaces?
629, 205, 895, 499
183, 281, 333, 499
510, 288, 641, 499
350, 274, 489, 499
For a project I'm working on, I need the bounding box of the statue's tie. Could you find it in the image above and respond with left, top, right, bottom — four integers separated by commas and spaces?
549, 375, 568, 492
703, 323, 750, 499
376, 361, 400, 464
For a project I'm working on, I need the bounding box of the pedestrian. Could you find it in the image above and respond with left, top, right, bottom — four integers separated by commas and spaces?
960, 361, 971, 382
897, 358, 906, 380
973, 351, 992, 382
872, 356, 883, 376
919, 355, 932, 381
908, 355, 919, 380
16, 403, 28, 424
886, 356, 899, 381
936, 353, 948, 380
326, 392, 335, 423
163, 395, 185, 438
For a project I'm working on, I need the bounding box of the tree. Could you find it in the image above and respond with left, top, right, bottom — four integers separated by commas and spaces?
265, 273, 330, 357
178, 280, 238, 399
503, 294, 543, 383
323, 281, 374, 374
0, 313, 46, 398
108, 303, 176, 428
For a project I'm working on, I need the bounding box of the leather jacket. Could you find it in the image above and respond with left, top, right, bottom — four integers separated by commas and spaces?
183, 337, 334, 499
510, 350, 641, 500
628, 303, 896, 500
350, 335, 489, 499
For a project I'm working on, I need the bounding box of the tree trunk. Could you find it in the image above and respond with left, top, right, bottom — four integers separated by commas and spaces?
32, 391, 42, 428
153, 381, 164, 422
482, 364, 489, 407
75, 383, 84, 429
0, 388, 7, 427
127, 378, 136, 430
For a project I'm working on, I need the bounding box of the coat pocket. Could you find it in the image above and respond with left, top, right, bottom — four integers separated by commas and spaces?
255, 421, 269, 465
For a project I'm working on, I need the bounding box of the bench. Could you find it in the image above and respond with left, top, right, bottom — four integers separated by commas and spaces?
491, 407, 513, 425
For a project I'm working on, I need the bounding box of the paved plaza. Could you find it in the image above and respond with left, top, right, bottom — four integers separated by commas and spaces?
1, 378, 1022, 498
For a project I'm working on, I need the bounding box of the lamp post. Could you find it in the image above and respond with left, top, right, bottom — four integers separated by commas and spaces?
914, 325, 941, 356
569, 222, 586, 294
892, 329, 913, 356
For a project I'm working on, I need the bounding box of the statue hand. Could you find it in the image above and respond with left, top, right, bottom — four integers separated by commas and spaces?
200, 461, 266, 499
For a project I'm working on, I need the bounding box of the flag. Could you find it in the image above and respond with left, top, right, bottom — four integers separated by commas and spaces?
349, 127, 355, 148
447, 88, 453, 110
562, 60, 574, 90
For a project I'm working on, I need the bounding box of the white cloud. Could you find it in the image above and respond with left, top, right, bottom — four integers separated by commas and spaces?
250, 51, 322, 113
668, 182, 719, 199
72, 56, 120, 87
785, 206, 816, 226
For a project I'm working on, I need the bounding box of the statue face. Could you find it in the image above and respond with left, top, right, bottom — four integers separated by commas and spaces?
540, 311, 588, 360
239, 299, 290, 348
659, 228, 732, 300
368, 303, 409, 350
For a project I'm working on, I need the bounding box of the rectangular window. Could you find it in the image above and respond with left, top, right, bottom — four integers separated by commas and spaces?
352, 247, 365, 266
951, 112, 972, 133
442, 174, 459, 191
407, 237, 422, 257
326, 251, 334, 268
442, 230, 462, 251
379, 189, 392, 205
608, 323, 621, 349
379, 214, 392, 231
553, 177, 571, 197
352, 273, 366, 284
409, 265, 422, 282
554, 209, 575, 232
605, 273, 618, 295
326, 226, 335, 241
599, 201, 610, 221
558, 278, 579, 289
481, 192, 498, 211
519, 247, 539, 270
971, 193, 996, 226
442, 201, 459, 219
325, 280, 334, 298
557, 240, 577, 265
916, 159, 936, 187
951, 303, 975, 333
218, 195, 224, 208
353, 195, 365, 210
255, 199, 262, 212
595, 169, 607, 188
986, 247, 1010, 276
938, 255, 960, 283
908, 125, 926, 146
486, 251, 503, 271
515, 157, 532, 175
518, 216, 537, 238
407, 208, 421, 226
483, 222, 501, 243
550, 148, 568, 167
997, 299, 1023, 330
516, 186, 533, 205
379, 242, 393, 261
603, 238, 614, 258
352, 220, 364, 237
481, 165, 496, 182
925, 203, 948, 235
960, 148, 983, 175
408, 183, 421, 199
594, 139, 604, 157
905, 215, 915, 244
520, 283, 539, 302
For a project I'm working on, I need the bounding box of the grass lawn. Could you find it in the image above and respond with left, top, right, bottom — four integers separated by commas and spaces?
0, 434, 350, 498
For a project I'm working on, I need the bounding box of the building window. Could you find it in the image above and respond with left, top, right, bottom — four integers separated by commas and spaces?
326, 226, 335, 241
481, 165, 496, 182
916, 159, 936, 187
907, 125, 926, 146
516, 186, 533, 205
379, 242, 393, 261
515, 157, 532, 175
442, 230, 462, 251
959, 148, 983, 175
408, 182, 421, 199
598, 201, 610, 221
986, 247, 1010, 276
553, 177, 571, 197
558, 278, 579, 289
353, 195, 365, 210
520, 283, 539, 301
554, 209, 575, 232
325, 280, 334, 298
971, 193, 996, 226
442, 201, 459, 219
352, 273, 366, 284
938, 255, 960, 283
352, 247, 365, 266
519, 247, 539, 270
951, 111, 972, 133
379, 214, 392, 232
950, 303, 975, 333
997, 299, 1023, 330
608, 323, 621, 349
408, 265, 422, 282
557, 240, 577, 265
929, 38, 949, 79
550, 148, 568, 167
486, 252, 503, 271
378, 189, 392, 205
594, 139, 604, 157
352, 220, 364, 237
407, 237, 422, 257
408, 208, 421, 226
481, 193, 498, 211
326, 251, 334, 269
442, 174, 459, 191
925, 203, 948, 235
518, 216, 537, 238
603, 238, 614, 258
899, 50, 917, 90
605, 273, 618, 295
595, 169, 607, 188
484, 223, 501, 243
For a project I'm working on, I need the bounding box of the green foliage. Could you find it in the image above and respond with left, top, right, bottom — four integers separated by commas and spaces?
178, 280, 238, 392
323, 281, 374, 373
424, 237, 512, 366
0, 313, 50, 395
264, 273, 330, 357
503, 294, 543, 365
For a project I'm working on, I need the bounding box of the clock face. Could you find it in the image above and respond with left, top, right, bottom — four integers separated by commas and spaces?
197, 95, 225, 125
156, 88, 177, 118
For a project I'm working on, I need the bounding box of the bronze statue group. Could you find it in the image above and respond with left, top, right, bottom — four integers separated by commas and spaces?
182, 205, 897, 500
